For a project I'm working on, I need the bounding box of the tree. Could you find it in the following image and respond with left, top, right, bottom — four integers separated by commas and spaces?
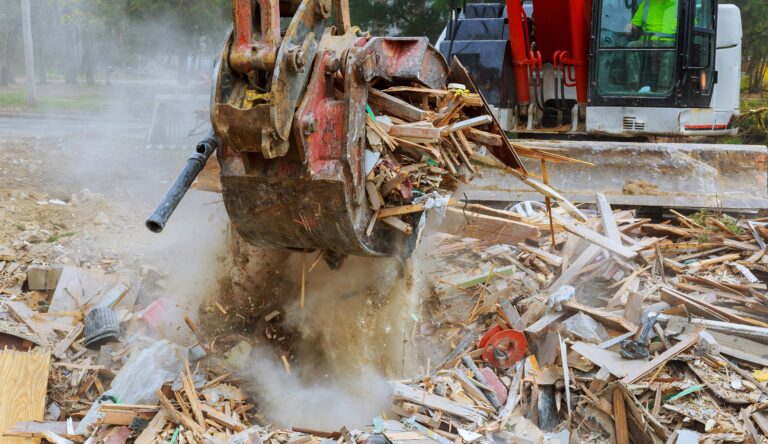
732, 0, 768, 93
350, 0, 451, 42
0, 0, 21, 85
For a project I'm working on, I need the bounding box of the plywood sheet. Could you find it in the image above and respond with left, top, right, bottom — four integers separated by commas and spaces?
0, 350, 51, 444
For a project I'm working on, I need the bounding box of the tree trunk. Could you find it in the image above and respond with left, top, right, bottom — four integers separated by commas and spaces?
64, 25, 79, 84
0, 19, 20, 85
747, 57, 765, 94
81, 28, 95, 85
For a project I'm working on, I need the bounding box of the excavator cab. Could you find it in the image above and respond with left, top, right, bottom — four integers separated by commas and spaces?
436, 1, 768, 211
437, 0, 733, 136
591, 0, 716, 103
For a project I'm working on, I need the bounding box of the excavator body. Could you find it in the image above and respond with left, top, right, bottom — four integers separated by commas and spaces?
438, 0, 768, 210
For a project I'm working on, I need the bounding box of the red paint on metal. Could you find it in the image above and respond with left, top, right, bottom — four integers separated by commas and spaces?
505, 0, 532, 106
532, 0, 574, 63
481, 329, 527, 369
531, 0, 590, 105
568, 0, 590, 105
233, 0, 253, 47
295, 51, 350, 177
684, 124, 729, 130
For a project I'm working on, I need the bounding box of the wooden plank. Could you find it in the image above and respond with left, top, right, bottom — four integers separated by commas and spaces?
388, 124, 441, 142
553, 216, 637, 259
596, 193, 621, 243
393, 137, 441, 161
367, 87, 428, 122
365, 181, 382, 211
708, 331, 768, 366
390, 382, 487, 422
438, 207, 540, 246
51, 323, 83, 359
621, 331, 700, 384
563, 301, 638, 333
3, 422, 76, 439
377, 199, 456, 219
517, 244, 562, 267
660, 286, 768, 327
656, 314, 768, 342
156, 390, 204, 436
0, 350, 51, 444
381, 217, 413, 235
460, 203, 526, 221
181, 365, 205, 429
465, 128, 502, 146
613, 387, 629, 444
691, 253, 742, 269
524, 312, 565, 336
548, 244, 602, 290
5, 301, 49, 345
382, 86, 450, 97
200, 405, 245, 432
440, 115, 492, 135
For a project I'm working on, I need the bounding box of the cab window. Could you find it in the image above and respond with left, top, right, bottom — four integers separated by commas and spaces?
596, 0, 679, 97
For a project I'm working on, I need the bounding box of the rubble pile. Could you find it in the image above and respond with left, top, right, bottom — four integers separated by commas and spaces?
2, 182, 768, 443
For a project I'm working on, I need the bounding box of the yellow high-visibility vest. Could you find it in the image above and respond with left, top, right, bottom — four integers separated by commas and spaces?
631, 0, 678, 40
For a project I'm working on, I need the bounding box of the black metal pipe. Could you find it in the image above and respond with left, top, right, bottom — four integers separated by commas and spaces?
145, 132, 219, 233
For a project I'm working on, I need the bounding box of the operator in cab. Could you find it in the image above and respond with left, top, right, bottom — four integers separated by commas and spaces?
626, 0, 678, 93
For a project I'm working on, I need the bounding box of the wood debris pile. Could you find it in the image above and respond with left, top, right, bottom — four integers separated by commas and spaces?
3, 189, 768, 443
390, 198, 768, 443
363, 80, 510, 236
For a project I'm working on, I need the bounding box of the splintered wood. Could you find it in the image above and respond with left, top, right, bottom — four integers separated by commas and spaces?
364, 79, 546, 243
414, 197, 768, 443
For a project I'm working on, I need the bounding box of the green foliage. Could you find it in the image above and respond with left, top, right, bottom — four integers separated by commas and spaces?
690, 209, 745, 236
46, 231, 77, 243
0, 90, 112, 112
732, 0, 768, 92
350, 0, 451, 42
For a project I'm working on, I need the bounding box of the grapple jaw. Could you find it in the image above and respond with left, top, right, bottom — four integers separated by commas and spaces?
210, 0, 449, 256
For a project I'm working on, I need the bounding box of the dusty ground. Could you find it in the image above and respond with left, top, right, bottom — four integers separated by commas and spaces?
0, 129, 443, 429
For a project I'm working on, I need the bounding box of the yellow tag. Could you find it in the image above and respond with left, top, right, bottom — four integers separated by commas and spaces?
754, 369, 768, 382
528, 355, 540, 371
452, 88, 471, 97
243, 90, 271, 110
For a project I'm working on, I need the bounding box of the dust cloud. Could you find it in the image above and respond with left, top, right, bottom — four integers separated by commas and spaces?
232, 227, 445, 430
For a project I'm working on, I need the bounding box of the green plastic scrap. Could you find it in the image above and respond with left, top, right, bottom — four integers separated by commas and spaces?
663, 384, 704, 402
425, 158, 439, 166
168, 426, 181, 444
365, 105, 376, 121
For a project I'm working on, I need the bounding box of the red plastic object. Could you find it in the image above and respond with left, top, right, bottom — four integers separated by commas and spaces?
141, 297, 171, 329
479, 325, 504, 348
482, 329, 527, 369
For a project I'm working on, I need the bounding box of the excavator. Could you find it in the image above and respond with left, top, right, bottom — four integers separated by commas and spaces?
145, 0, 768, 260
438, 0, 768, 209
